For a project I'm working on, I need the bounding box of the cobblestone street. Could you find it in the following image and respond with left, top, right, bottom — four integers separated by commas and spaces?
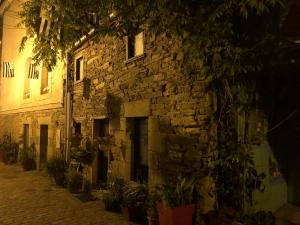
0, 163, 136, 225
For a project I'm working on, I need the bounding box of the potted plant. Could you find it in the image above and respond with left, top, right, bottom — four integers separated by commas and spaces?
103, 190, 122, 213
66, 170, 83, 193
44, 156, 68, 186
147, 191, 160, 225
155, 176, 196, 225
0, 134, 18, 164
19, 143, 36, 171
103, 177, 125, 213
0, 148, 6, 162
121, 181, 148, 224
70, 135, 96, 191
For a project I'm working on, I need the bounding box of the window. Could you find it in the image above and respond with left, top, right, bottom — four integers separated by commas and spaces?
75, 57, 84, 81
28, 63, 39, 79
41, 63, 50, 94
39, 9, 51, 36
126, 31, 144, 60
24, 58, 31, 99
2, 62, 14, 77
93, 119, 109, 137
74, 122, 81, 135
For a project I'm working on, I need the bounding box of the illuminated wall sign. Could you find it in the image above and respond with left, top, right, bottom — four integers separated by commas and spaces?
2, 62, 14, 77
28, 63, 39, 79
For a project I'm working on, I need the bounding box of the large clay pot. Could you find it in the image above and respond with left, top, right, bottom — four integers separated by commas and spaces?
121, 205, 147, 224
156, 202, 196, 225
0, 150, 7, 163
22, 158, 36, 171
54, 173, 65, 186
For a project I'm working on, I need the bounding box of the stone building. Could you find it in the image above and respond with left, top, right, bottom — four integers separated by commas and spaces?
0, 0, 65, 169
70, 30, 216, 197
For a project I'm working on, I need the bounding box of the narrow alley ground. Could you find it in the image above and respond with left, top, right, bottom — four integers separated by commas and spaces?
0, 163, 135, 225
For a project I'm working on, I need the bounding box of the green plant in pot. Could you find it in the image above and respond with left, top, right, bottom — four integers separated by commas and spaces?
19, 143, 36, 171
155, 176, 196, 225
121, 181, 148, 224
0, 134, 19, 164
44, 156, 68, 186
66, 170, 83, 193
70, 135, 96, 191
103, 177, 125, 213
103, 190, 122, 213
147, 191, 160, 225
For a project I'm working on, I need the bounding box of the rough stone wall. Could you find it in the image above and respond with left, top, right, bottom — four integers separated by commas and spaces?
0, 108, 65, 167
72, 32, 217, 220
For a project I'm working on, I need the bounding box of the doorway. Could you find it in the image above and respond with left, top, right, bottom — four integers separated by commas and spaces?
132, 118, 148, 183
23, 124, 29, 148
93, 119, 109, 185
40, 125, 48, 166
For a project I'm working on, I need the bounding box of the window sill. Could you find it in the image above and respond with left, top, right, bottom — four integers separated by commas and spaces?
39, 90, 51, 100
124, 53, 146, 64
22, 97, 32, 104
74, 79, 83, 85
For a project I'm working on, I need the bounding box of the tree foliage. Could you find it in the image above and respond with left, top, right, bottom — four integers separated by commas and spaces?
19, 0, 284, 79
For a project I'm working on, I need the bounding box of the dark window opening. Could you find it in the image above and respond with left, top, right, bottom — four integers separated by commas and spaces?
42, 19, 48, 34
74, 122, 81, 135
75, 57, 83, 81
94, 119, 109, 137
127, 35, 135, 59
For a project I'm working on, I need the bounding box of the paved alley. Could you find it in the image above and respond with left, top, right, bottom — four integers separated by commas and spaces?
0, 163, 135, 225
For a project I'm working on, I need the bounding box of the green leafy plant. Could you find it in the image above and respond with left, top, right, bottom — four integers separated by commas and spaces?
19, 143, 36, 171
102, 176, 125, 212
0, 134, 19, 164
44, 156, 68, 186
213, 145, 266, 213
241, 211, 275, 225
66, 170, 83, 193
107, 176, 125, 203
103, 190, 122, 213
122, 181, 148, 208
146, 190, 160, 221
155, 176, 196, 208
70, 135, 95, 166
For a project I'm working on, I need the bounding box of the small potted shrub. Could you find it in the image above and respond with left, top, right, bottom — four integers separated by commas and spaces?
121, 181, 148, 224
66, 170, 83, 193
0, 142, 7, 163
103, 190, 122, 213
19, 144, 36, 171
155, 176, 196, 225
103, 177, 125, 213
147, 191, 160, 225
0, 134, 19, 164
44, 156, 68, 186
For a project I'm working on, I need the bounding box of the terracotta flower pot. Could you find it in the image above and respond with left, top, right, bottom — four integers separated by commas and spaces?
156, 202, 195, 225
121, 205, 147, 224
22, 158, 36, 171
54, 174, 65, 186
147, 216, 159, 225
0, 150, 7, 163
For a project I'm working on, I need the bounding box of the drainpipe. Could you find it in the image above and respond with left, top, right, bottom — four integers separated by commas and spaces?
64, 53, 72, 163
